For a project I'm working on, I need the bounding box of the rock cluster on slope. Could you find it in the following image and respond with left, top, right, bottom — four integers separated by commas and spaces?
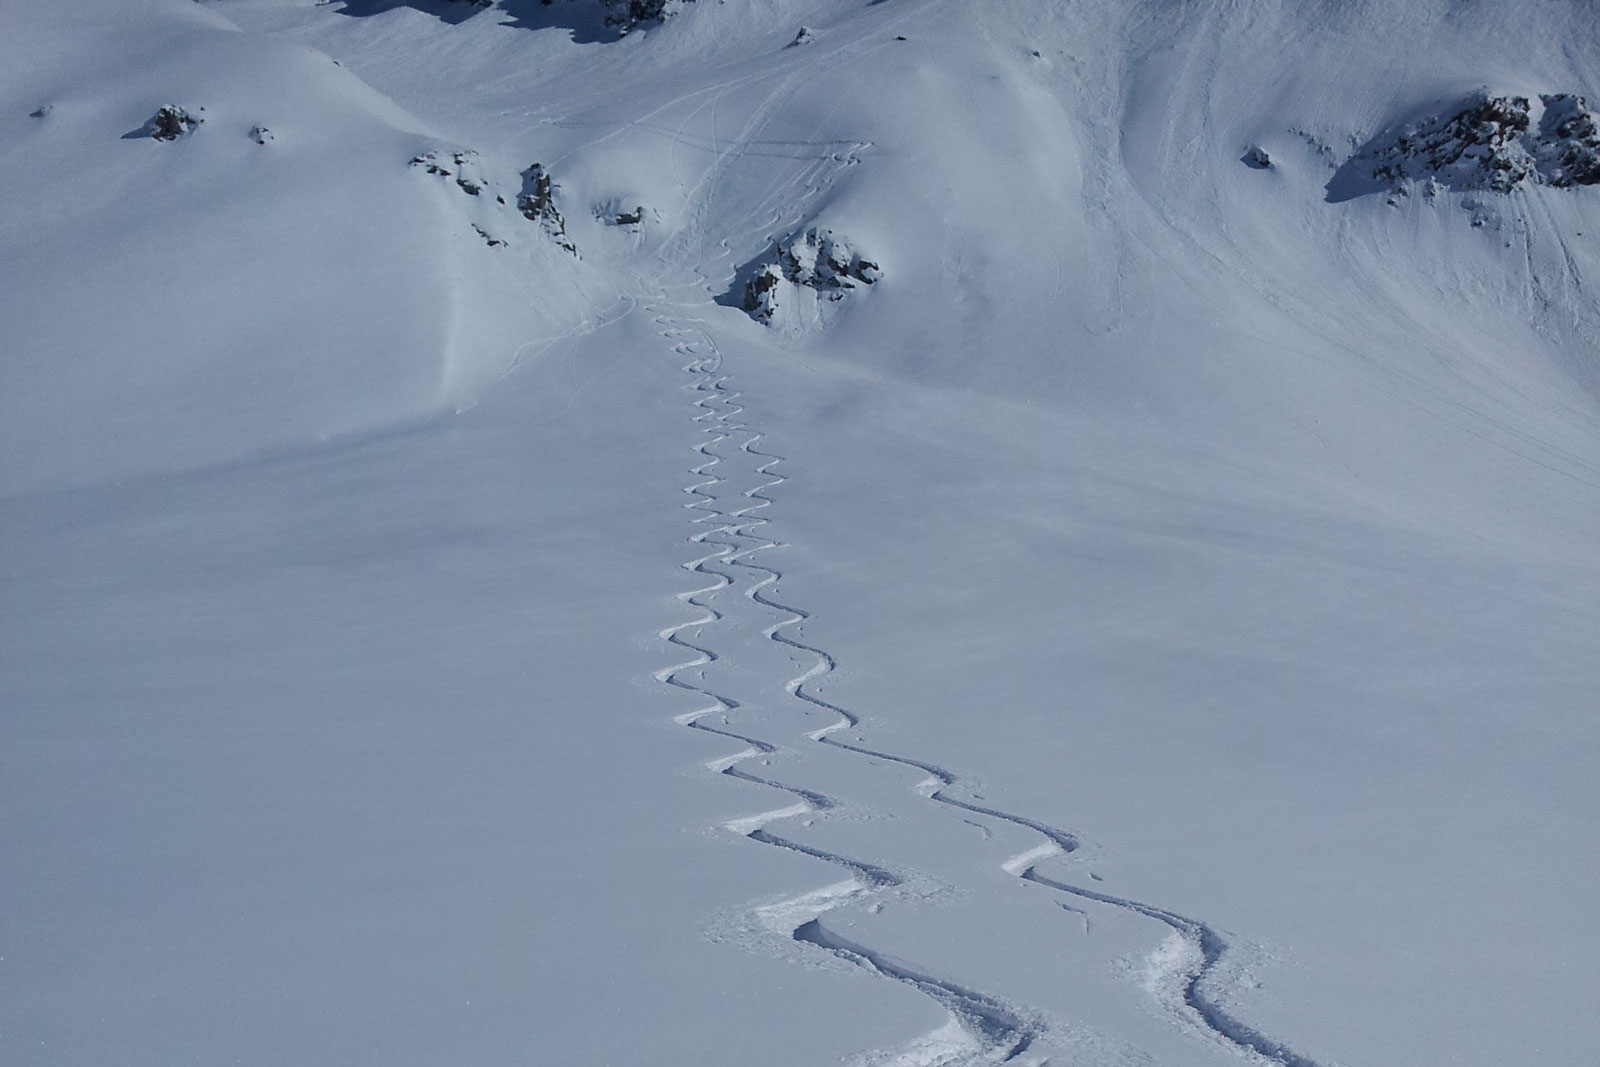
407, 150, 578, 254
603, 0, 693, 35
1361, 92, 1600, 194
1534, 94, 1600, 188
742, 227, 881, 325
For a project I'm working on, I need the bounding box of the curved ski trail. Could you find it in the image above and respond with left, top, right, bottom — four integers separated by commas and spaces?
654, 314, 1333, 1067
656, 314, 1046, 1064
641, 39, 1331, 1061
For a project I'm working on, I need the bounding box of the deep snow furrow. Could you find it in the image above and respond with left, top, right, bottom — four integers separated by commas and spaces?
1021, 869, 1323, 1067
792, 919, 1038, 1063
747, 830, 902, 890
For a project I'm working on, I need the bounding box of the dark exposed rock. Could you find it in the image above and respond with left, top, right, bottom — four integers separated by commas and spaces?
789, 26, 815, 47
1373, 94, 1533, 193
249, 125, 274, 145
517, 163, 555, 220
1331, 92, 1600, 200
604, 0, 692, 35
1241, 145, 1272, 170
739, 227, 880, 325
410, 149, 489, 198
518, 163, 577, 254
147, 105, 202, 141
1535, 94, 1600, 187
411, 150, 578, 255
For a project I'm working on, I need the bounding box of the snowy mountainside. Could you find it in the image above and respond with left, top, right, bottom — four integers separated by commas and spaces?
4, 2, 1599, 1066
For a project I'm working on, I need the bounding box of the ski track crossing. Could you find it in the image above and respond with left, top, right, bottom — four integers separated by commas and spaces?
649, 309, 1333, 1067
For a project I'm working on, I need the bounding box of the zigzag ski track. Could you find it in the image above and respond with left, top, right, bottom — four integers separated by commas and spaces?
652, 305, 1333, 1067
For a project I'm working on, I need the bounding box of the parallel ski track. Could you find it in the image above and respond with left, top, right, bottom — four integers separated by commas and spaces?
644, 23, 1331, 1059
655, 316, 1331, 1067
656, 316, 1041, 1063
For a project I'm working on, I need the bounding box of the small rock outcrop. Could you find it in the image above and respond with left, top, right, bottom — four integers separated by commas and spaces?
740, 227, 881, 325
408, 150, 579, 254
1535, 94, 1600, 188
1333, 92, 1600, 199
517, 163, 577, 253
604, 0, 692, 35
596, 202, 646, 227
1241, 145, 1272, 170
144, 105, 202, 141
249, 125, 274, 145
412, 149, 492, 197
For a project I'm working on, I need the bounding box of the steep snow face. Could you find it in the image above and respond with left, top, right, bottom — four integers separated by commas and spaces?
5, 2, 1600, 1067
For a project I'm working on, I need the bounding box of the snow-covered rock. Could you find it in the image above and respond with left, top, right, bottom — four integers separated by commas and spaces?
517, 162, 576, 254
408, 151, 578, 253
138, 104, 203, 141
1370, 93, 1536, 193
604, 0, 692, 35
741, 227, 880, 326
410, 148, 491, 198
1341, 92, 1600, 197
1535, 94, 1600, 187
1241, 145, 1272, 170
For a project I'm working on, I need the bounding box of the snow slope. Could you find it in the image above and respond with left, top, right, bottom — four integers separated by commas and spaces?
4, 1, 1598, 1065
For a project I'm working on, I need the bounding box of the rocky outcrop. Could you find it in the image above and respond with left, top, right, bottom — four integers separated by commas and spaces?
604, 0, 693, 35
408, 150, 579, 254
1535, 94, 1600, 188
1334, 92, 1600, 199
517, 163, 577, 253
138, 105, 202, 141
1370, 94, 1535, 193
1241, 145, 1272, 170
740, 227, 880, 325
412, 149, 492, 197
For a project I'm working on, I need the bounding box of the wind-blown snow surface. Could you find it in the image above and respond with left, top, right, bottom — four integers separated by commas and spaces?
4, 1, 1599, 1064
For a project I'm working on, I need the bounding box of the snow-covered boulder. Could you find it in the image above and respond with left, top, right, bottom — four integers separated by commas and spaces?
739, 227, 881, 326
133, 105, 202, 141
1535, 94, 1600, 187
1241, 145, 1273, 170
